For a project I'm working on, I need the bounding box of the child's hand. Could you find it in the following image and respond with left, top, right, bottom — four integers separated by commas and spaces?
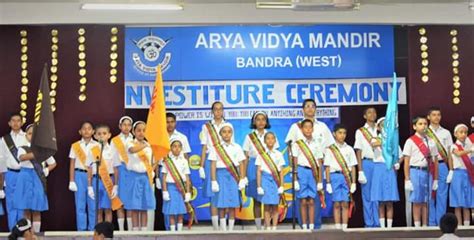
294, 181, 300, 191
87, 186, 95, 200
358, 171, 367, 184
326, 183, 333, 194
185, 192, 191, 202
199, 167, 206, 179
350, 183, 356, 193
278, 187, 284, 194
162, 191, 170, 201
68, 182, 78, 192
111, 185, 118, 198
404, 180, 413, 191
257, 187, 265, 195
446, 170, 454, 183
432, 180, 438, 191
317, 182, 323, 191
211, 181, 220, 192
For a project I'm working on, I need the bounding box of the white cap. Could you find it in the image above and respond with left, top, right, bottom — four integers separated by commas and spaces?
453, 124, 468, 134
471, 116, 474, 123
376, 117, 385, 126
219, 122, 234, 133
119, 116, 133, 125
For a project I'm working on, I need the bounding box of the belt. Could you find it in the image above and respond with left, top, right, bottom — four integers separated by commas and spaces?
93, 174, 114, 178
75, 168, 87, 173
438, 160, 445, 164
363, 158, 374, 161
410, 166, 428, 171
7, 168, 20, 173
331, 170, 343, 174
299, 166, 312, 169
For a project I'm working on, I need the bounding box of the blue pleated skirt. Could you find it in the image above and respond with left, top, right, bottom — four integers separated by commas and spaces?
296, 166, 317, 199
92, 176, 112, 209
13, 168, 48, 211
330, 172, 350, 202
211, 169, 241, 208
246, 157, 258, 199
117, 163, 132, 208
126, 171, 156, 210
449, 169, 472, 208
162, 183, 187, 215
202, 159, 214, 198
370, 162, 400, 202
257, 172, 279, 205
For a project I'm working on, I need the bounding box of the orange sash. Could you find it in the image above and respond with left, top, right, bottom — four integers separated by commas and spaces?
112, 136, 129, 164
72, 141, 87, 168
92, 145, 123, 211
136, 145, 154, 186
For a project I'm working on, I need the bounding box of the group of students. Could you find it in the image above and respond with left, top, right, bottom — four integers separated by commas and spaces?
0, 99, 473, 232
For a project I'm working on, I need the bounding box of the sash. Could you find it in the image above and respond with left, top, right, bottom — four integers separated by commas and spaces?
3, 134, 20, 163
163, 157, 197, 228
112, 136, 129, 164
20, 146, 47, 192
135, 145, 154, 187
410, 135, 436, 198
454, 144, 474, 186
91, 145, 123, 211
426, 128, 448, 161
469, 133, 474, 144
72, 141, 87, 168
295, 139, 326, 209
359, 127, 376, 145
214, 143, 240, 183
205, 121, 221, 147
249, 132, 288, 221
328, 144, 354, 218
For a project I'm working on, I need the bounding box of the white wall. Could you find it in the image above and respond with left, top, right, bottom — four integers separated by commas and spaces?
0, 2, 473, 25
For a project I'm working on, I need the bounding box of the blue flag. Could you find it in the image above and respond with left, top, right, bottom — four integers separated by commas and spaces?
383, 72, 399, 169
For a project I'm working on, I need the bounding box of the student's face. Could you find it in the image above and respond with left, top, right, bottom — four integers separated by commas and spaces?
454, 127, 468, 142
212, 103, 224, 119
220, 126, 233, 142
303, 102, 316, 118
133, 124, 146, 140
254, 114, 267, 130
93, 232, 105, 240
364, 108, 377, 122
119, 119, 132, 135
166, 117, 176, 133
171, 142, 182, 156
301, 122, 313, 138
427, 111, 441, 125
264, 134, 276, 149
413, 118, 428, 133
79, 123, 94, 139
94, 127, 111, 143
333, 129, 347, 143
26, 127, 33, 142
8, 116, 23, 131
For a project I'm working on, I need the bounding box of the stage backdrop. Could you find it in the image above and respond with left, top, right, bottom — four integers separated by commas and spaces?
123, 25, 403, 220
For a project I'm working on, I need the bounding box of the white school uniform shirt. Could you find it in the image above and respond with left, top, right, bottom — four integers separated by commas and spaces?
255, 149, 285, 174
200, 119, 234, 153
354, 123, 378, 160
169, 130, 192, 154
450, 140, 473, 169
402, 133, 440, 167
17, 143, 56, 169
373, 134, 403, 163
323, 142, 357, 172
285, 118, 335, 149
68, 138, 100, 170
292, 137, 324, 168
0, 130, 29, 172
242, 130, 280, 158
429, 125, 453, 161
208, 142, 245, 168
86, 144, 115, 175
161, 154, 191, 183
111, 133, 134, 167
126, 139, 153, 173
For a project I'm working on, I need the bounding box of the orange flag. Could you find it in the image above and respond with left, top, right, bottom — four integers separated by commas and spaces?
145, 65, 170, 160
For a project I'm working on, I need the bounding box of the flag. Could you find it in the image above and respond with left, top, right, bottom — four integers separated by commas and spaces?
383, 72, 399, 169
145, 65, 170, 160
31, 64, 57, 163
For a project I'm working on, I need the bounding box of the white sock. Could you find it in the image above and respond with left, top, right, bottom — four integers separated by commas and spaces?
379, 218, 386, 228
414, 221, 421, 227
33, 222, 41, 233
177, 223, 183, 231
229, 219, 235, 231
335, 223, 341, 229
170, 225, 176, 231
220, 218, 227, 231
141, 227, 147, 231
464, 221, 470, 226
127, 218, 133, 231
302, 224, 308, 230
211, 215, 219, 231
118, 218, 125, 231
342, 224, 348, 229
255, 218, 262, 230
387, 219, 393, 228
265, 226, 271, 230
132, 227, 140, 231
309, 223, 314, 230
271, 226, 277, 230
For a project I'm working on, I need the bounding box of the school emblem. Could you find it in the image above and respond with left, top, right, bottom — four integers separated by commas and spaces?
131, 29, 171, 76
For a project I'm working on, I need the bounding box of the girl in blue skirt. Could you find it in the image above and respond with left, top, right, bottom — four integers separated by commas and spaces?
243, 112, 279, 230
162, 139, 192, 231
111, 116, 134, 231
209, 123, 246, 231
449, 124, 473, 226
370, 118, 401, 228
126, 121, 156, 231
256, 132, 284, 230
14, 124, 57, 233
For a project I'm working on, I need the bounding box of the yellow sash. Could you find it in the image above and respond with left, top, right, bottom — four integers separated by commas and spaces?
112, 136, 129, 164
72, 141, 87, 168
92, 145, 123, 211
136, 145, 154, 187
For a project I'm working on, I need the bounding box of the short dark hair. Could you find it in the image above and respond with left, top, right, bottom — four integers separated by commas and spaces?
439, 213, 457, 234
211, 101, 223, 111
264, 131, 276, 141
94, 221, 114, 238
95, 124, 110, 132
363, 107, 376, 115
333, 123, 347, 132
427, 106, 441, 115
166, 112, 176, 120
300, 119, 313, 128
250, 112, 271, 129
80, 121, 94, 130
412, 116, 427, 125
9, 112, 22, 121
302, 99, 316, 109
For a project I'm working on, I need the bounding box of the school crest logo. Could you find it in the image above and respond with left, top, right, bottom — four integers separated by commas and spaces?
131, 29, 172, 76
